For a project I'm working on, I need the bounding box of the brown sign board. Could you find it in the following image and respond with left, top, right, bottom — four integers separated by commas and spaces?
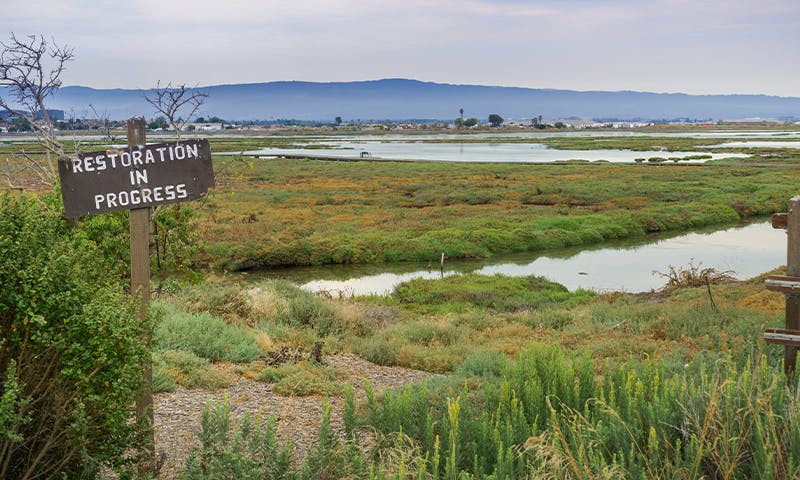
58, 139, 215, 217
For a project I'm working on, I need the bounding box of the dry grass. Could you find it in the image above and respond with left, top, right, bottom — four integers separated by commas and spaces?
246, 285, 289, 321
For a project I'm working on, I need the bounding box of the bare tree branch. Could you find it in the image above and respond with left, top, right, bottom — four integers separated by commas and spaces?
0, 33, 74, 187
144, 81, 208, 140
89, 103, 117, 141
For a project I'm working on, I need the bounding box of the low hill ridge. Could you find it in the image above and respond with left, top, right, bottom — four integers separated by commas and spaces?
7, 78, 798, 122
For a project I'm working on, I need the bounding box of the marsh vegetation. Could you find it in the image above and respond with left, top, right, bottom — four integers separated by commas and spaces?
3, 127, 800, 478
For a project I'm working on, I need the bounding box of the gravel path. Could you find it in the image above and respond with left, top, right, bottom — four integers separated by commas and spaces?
154, 353, 437, 479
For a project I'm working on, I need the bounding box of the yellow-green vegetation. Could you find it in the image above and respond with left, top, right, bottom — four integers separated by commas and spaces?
156, 267, 794, 478
6, 129, 800, 477
155, 264, 784, 383
204, 153, 797, 270
152, 277, 388, 391
258, 360, 345, 396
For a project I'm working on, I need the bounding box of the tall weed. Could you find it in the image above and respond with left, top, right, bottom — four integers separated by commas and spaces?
360, 344, 800, 479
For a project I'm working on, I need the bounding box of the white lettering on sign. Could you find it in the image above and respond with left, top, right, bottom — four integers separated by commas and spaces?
73, 143, 203, 175
75, 143, 203, 209
93, 184, 189, 210
60, 139, 213, 217
130, 170, 148, 186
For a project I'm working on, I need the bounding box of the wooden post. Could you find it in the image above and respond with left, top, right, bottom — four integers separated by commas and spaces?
127, 118, 154, 473
785, 196, 800, 376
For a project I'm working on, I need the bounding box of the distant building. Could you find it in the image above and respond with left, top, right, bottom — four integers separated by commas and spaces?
0, 109, 64, 121
187, 122, 224, 132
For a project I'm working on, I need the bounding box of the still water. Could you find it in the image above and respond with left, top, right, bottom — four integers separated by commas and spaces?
240, 221, 785, 296
249, 140, 747, 163
707, 141, 800, 149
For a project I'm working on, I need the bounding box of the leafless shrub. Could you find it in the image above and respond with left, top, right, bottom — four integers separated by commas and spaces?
0, 33, 74, 187
89, 103, 117, 141
144, 81, 208, 139
653, 259, 736, 293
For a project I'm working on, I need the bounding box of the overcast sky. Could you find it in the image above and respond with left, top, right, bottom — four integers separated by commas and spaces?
4, 0, 799, 96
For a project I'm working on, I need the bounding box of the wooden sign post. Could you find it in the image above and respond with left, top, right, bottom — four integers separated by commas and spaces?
764, 196, 800, 376
58, 118, 215, 475
127, 118, 154, 472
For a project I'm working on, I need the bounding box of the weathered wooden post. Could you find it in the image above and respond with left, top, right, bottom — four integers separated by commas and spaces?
127, 117, 154, 473
764, 196, 800, 376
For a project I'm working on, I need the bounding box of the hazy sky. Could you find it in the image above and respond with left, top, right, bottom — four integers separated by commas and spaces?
4, 0, 799, 96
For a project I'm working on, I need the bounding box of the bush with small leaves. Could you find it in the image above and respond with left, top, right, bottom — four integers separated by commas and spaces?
0, 193, 149, 479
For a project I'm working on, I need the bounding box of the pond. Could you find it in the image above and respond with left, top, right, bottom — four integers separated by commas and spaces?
248, 140, 748, 163
707, 141, 800, 149
239, 221, 785, 296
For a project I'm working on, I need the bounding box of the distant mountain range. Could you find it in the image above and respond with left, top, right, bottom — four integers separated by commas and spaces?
6, 79, 800, 122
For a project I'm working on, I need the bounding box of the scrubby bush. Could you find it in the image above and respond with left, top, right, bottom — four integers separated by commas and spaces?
393, 273, 595, 314
257, 360, 344, 396
258, 280, 346, 336
154, 350, 233, 391
0, 194, 149, 479
180, 400, 367, 479
175, 279, 349, 337
154, 302, 261, 362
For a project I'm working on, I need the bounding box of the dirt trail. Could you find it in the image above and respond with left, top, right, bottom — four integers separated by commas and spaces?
154, 353, 437, 479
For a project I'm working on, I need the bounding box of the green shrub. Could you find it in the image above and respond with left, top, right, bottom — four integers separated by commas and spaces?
455, 350, 509, 380
179, 399, 367, 479
393, 273, 595, 314
257, 360, 344, 397
264, 280, 345, 335
154, 302, 261, 362
179, 400, 295, 479
354, 323, 469, 373
78, 203, 199, 282
355, 333, 402, 366
0, 193, 149, 479
154, 350, 233, 391
152, 203, 199, 277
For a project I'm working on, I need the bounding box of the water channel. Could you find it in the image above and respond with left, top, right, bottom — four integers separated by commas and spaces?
248, 140, 748, 163
239, 221, 785, 296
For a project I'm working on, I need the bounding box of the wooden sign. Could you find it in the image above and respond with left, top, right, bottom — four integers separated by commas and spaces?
58, 138, 215, 217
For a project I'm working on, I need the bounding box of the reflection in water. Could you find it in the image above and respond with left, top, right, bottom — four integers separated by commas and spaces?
706, 141, 800, 149
239, 222, 784, 296
248, 140, 748, 164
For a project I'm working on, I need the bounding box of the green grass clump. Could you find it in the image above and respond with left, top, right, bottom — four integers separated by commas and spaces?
393, 273, 595, 314
154, 350, 233, 391
154, 302, 261, 362
257, 360, 344, 397
174, 278, 349, 337
255, 280, 346, 336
